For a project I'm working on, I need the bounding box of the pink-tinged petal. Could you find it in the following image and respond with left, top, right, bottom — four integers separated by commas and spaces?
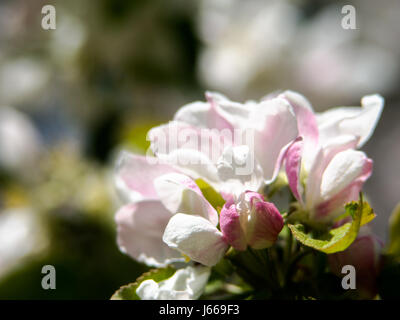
173, 92, 251, 132
227, 191, 284, 250
246, 200, 284, 250
280, 90, 319, 150
148, 121, 232, 188
317, 94, 384, 148
154, 173, 218, 226
285, 136, 304, 204
205, 92, 235, 132
220, 202, 247, 251
305, 135, 359, 210
245, 191, 265, 204
173, 95, 233, 132
328, 227, 383, 299
207, 91, 254, 127
250, 97, 299, 183
115, 151, 178, 202
320, 150, 372, 200
148, 121, 231, 162
313, 153, 373, 221
163, 214, 228, 267
115, 200, 182, 267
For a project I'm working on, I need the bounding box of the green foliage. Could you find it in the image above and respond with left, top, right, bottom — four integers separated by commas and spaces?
195, 179, 225, 211
288, 198, 374, 254
111, 267, 175, 300
341, 200, 376, 226
388, 203, 400, 256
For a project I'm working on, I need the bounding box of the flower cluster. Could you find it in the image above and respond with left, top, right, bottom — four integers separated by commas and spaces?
112, 90, 384, 300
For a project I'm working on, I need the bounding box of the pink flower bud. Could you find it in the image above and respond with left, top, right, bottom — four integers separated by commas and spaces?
220, 191, 284, 251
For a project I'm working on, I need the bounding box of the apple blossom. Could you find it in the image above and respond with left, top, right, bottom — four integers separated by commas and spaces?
112, 90, 386, 300
115, 153, 228, 267
147, 92, 298, 197
281, 91, 382, 222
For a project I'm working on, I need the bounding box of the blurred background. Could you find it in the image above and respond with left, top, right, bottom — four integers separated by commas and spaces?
0, 0, 399, 299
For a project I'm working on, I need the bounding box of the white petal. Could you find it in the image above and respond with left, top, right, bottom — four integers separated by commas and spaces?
155, 148, 221, 190
115, 201, 182, 267
174, 101, 215, 129
136, 280, 159, 300
248, 97, 298, 183
305, 135, 359, 208
173, 92, 250, 131
148, 121, 229, 162
317, 94, 384, 147
320, 150, 369, 201
279, 90, 319, 170
205, 91, 253, 128
174, 101, 232, 131
217, 145, 264, 196
163, 214, 228, 267
280, 90, 314, 112
114, 151, 177, 202
136, 265, 211, 300
154, 173, 218, 225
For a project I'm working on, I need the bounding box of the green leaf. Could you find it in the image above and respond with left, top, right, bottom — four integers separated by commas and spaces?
334, 201, 375, 226
288, 198, 370, 254
388, 203, 400, 256
110, 267, 175, 300
195, 178, 225, 210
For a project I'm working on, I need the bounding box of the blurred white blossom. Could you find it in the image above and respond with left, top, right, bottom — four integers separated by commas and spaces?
0, 106, 43, 172
0, 207, 48, 277
0, 59, 50, 106
198, 0, 400, 106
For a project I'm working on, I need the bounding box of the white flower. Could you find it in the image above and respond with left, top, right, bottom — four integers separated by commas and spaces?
282, 91, 382, 222
148, 92, 298, 197
115, 153, 228, 267
136, 265, 211, 300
